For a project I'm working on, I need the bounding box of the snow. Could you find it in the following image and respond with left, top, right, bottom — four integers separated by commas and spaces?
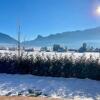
0, 74, 100, 100
0, 51, 100, 99
0, 50, 100, 59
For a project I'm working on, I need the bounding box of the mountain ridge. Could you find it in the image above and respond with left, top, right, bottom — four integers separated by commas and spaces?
0, 32, 17, 46
23, 27, 100, 48
0, 27, 100, 48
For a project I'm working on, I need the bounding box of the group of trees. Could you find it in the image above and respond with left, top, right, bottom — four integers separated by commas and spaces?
40, 43, 100, 53
78, 43, 100, 52
53, 44, 67, 52
40, 47, 50, 52
40, 44, 67, 52
78, 43, 87, 52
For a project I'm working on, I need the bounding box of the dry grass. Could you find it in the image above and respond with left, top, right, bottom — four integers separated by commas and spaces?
0, 96, 62, 100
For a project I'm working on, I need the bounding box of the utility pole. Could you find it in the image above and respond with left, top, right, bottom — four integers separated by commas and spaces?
17, 23, 21, 58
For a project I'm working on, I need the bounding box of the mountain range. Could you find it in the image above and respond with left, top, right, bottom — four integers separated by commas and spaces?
0, 33, 17, 46
1, 27, 100, 48
23, 27, 100, 48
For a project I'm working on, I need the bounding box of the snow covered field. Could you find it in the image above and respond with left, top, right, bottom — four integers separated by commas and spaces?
0, 74, 100, 100
0, 50, 100, 59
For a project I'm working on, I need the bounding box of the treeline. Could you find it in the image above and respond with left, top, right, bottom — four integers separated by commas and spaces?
0, 53, 100, 80
40, 43, 100, 53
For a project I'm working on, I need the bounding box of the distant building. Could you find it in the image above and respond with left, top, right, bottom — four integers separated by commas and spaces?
9, 47, 17, 51
68, 49, 78, 52
24, 48, 34, 52
95, 48, 100, 52
0, 46, 7, 50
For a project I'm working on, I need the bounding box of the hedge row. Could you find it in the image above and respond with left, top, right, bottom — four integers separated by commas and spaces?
0, 53, 100, 80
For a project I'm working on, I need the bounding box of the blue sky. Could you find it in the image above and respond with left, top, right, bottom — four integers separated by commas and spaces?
0, 0, 100, 40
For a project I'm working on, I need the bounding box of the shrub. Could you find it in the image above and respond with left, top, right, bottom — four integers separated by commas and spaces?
0, 53, 100, 80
